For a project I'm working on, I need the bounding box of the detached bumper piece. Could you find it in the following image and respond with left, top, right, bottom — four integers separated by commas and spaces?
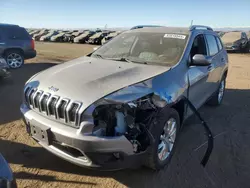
0, 154, 17, 188
0, 179, 17, 188
183, 97, 213, 167
0, 69, 10, 78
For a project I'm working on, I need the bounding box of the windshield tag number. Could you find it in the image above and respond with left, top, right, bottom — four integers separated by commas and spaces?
164, 34, 186, 39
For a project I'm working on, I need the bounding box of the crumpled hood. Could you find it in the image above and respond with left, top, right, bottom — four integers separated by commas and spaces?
28, 56, 170, 109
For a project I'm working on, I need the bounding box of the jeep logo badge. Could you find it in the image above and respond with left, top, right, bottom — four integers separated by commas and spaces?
48, 86, 59, 92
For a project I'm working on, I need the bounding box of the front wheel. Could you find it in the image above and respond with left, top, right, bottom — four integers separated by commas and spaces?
207, 77, 226, 106
145, 108, 180, 170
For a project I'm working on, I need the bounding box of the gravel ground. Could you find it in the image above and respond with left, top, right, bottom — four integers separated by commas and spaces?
0, 43, 250, 188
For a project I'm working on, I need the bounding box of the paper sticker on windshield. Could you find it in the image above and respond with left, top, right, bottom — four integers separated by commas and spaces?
164, 34, 186, 39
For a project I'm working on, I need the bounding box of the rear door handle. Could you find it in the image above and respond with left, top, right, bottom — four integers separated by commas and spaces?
221, 58, 225, 62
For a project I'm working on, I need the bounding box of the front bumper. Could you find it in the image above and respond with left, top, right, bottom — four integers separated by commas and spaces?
24, 50, 36, 59
20, 103, 144, 170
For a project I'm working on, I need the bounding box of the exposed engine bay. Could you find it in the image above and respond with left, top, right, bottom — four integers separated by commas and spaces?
92, 94, 166, 153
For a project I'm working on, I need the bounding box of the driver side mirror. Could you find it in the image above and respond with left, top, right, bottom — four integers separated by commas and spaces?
191, 54, 211, 66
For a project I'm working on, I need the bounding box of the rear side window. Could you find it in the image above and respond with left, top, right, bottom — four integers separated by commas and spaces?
5, 27, 30, 40
205, 35, 219, 56
215, 37, 223, 51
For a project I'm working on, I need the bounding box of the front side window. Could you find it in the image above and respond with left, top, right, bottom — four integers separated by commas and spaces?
205, 35, 219, 56
91, 32, 189, 66
190, 34, 207, 56
216, 37, 223, 51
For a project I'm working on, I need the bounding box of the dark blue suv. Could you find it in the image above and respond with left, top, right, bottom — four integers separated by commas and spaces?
0, 23, 36, 68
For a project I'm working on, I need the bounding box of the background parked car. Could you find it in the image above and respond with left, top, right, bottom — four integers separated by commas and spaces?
247, 32, 250, 52
101, 31, 122, 45
74, 31, 96, 43
0, 23, 36, 68
29, 29, 40, 37
50, 32, 66, 42
68, 31, 84, 43
221, 31, 249, 52
87, 31, 110, 45
40, 30, 59, 41
33, 29, 49, 41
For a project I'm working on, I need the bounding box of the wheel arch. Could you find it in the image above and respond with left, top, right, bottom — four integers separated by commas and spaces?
169, 98, 186, 125
223, 69, 228, 78
3, 48, 24, 57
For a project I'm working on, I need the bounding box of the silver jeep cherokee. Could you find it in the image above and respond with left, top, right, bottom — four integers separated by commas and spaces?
21, 26, 228, 170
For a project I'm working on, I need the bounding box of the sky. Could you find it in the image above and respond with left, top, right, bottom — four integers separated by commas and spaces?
1, 0, 250, 29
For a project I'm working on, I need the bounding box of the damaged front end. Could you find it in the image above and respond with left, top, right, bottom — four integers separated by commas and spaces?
83, 84, 168, 155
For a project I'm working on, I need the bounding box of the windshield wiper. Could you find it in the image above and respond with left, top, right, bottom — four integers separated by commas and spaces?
92, 54, 104, 59
106, 57, 133, 63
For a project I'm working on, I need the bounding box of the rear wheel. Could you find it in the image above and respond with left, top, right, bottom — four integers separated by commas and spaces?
145, 108, 180, 170
5, 50, 24, 69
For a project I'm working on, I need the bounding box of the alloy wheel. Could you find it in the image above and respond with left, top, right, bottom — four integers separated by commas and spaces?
158, 118, 177, 161
7, 53, 23, 68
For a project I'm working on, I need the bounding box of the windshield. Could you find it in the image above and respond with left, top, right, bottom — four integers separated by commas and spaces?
91, 32, 188, 66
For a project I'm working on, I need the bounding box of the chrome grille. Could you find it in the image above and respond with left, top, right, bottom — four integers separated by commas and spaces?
24, 87, 82, 128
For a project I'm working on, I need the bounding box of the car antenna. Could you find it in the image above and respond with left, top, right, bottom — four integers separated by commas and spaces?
190, 20, 194, 27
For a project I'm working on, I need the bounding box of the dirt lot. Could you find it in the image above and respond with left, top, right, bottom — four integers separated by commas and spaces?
1, 42, 250, 188
26, 42, 98, 63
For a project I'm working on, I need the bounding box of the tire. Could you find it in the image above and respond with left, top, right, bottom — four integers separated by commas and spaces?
245, 44, 250, 53
5, 50, 24, 69
145, 108, 180, 170
207, 76, 226, 106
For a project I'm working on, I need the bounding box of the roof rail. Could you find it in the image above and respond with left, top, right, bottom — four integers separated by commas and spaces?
189, 25, 213, 31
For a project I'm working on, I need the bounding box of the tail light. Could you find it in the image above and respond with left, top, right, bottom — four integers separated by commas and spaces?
31, 39, 35, 50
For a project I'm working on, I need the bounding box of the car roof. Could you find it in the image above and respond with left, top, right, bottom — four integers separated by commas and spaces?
126, 25, 216, 35
0, 23, 19, 27
127, 26, 190, 34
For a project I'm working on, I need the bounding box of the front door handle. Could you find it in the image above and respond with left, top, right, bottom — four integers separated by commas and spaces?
221, 58, 225, 62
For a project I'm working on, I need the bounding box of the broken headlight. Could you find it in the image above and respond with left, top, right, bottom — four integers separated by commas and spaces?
86, 94, 160, 152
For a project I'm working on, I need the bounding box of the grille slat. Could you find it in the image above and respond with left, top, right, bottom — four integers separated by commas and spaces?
47, 97, 58, 116
34, 91, 43, 109
24, 87, 31, 104
56, 99, 69, 120
29, 89, 37, 107
25, 87, 81, 127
